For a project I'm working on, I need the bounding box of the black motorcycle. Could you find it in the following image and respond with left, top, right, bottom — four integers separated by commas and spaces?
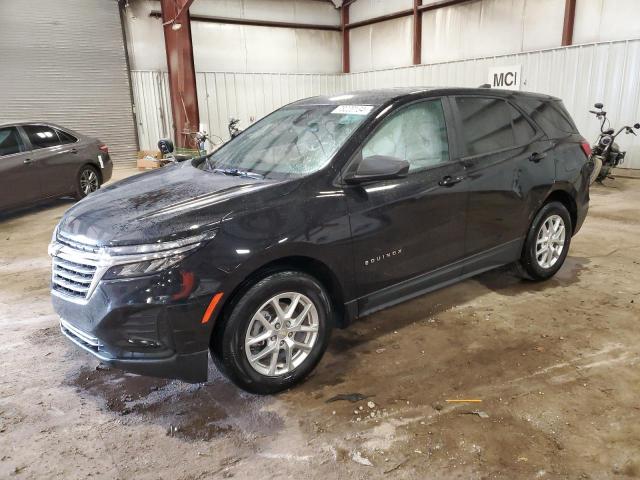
588, 103, 639, 184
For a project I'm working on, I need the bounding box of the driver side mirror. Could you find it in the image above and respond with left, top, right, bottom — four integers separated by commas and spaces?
594, 102, 604, 109
158, 139, 174, 155
344, 154, 410, 184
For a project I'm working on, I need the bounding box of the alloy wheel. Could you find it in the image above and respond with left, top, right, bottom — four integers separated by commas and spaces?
80, 169, 99, 195
244, 292, 319, 377
536, 214, 566, 269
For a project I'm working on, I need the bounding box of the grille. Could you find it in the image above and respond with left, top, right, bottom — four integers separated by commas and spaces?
50, 233, 104, 302
52, 256, 97, 299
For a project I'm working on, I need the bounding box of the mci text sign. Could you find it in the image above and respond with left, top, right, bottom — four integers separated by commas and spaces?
488, 65, 521, 90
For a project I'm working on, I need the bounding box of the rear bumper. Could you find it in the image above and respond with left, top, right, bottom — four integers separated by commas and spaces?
100, 154, 113, 183
574, 200, 588, 235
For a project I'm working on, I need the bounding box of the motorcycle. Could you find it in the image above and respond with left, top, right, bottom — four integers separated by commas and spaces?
228, 117, 242, 139
157, 130, 221, 167
156, 118, 242, 168
588, 103, 640, 184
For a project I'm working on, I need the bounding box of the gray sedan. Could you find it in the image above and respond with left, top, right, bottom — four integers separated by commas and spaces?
0, 122, 113, 211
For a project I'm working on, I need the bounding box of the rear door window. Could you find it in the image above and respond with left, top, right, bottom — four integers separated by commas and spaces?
455, 97, 536, 156
23, 125, 61, 149
56, 129, 78, 144
0, 127, 26, 157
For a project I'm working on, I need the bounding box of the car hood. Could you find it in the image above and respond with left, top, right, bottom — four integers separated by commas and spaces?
56, 162, 285, 246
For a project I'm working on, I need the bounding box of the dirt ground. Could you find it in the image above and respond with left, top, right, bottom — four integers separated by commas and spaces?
1, 172, 639, 479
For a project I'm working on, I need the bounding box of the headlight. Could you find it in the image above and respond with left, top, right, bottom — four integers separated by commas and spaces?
104, 254, 187, 279
100, 230, 217, 279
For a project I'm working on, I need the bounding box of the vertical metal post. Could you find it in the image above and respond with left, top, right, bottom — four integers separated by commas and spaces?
413, 0, 422, 65
341, 3, 350, 74
161, 0, 199, 149
561, 0, 576, 46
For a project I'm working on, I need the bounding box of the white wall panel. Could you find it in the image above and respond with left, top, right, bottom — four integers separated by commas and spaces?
131, 71, 173, 151
349, 0, 412, 23
124, 0, 340, 74
190, 0, 340, 26
574, 0, 640, 45
350, 17, 413, 72
123, 0, 167, 71
522, 0, 564, 51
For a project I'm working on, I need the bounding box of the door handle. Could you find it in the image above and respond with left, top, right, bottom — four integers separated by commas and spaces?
528, 152, 547, 163
23, 158, 33, 165
70, 148, 78, 154
438, 175, 465, 187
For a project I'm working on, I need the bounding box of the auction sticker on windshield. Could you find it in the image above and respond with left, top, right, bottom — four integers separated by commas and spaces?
331, 105, 374, 115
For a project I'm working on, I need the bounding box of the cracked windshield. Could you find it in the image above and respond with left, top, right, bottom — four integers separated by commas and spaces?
203, 105, 372, 179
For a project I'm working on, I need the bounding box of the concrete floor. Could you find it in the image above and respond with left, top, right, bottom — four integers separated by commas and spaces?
1, 173, 639, 479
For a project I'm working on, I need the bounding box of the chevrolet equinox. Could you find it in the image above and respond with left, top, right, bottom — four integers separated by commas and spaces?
49, 88, 590, 394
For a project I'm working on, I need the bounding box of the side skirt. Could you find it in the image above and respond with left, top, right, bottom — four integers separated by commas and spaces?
343, 238, 523, 323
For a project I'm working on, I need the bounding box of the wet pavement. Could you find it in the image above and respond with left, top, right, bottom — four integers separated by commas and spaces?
1, 172, 640, 479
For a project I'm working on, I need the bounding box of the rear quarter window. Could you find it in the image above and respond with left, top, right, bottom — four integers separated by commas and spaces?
515, 98, 578, 139
56, 129, 78, 144
454, 96, 537, 157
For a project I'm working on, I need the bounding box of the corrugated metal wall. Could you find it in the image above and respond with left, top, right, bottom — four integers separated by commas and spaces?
131, 71, 173, 151
196, 72, 344, 144
0, 0, 138, 168
131, 38, 640, 169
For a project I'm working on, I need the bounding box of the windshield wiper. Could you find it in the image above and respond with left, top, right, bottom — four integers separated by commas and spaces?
212, 168, 264, 180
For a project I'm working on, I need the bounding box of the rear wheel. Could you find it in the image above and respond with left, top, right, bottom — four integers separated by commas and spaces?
75, 165, 100, 199
211, 271, 333, 394
516, 201, 572, 281
589, 155, 602, 185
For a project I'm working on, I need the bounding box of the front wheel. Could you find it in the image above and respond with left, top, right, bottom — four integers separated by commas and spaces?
75, 165, 101, 200
589, 155, 602, 185
516, 201, 572, 281
211, 271, 333, 394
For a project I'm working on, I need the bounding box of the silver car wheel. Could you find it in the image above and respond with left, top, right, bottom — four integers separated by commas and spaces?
244, 292, 319, 377
80, 169, 99, 195
536, 214, 566, 269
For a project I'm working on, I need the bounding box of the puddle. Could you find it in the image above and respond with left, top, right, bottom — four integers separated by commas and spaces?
67, 364, 283, 442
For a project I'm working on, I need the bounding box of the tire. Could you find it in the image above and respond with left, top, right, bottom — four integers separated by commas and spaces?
75, 165, 101, 200
516, 201, 572, 281
589, 156, 602, 185
211, 271, 333, 394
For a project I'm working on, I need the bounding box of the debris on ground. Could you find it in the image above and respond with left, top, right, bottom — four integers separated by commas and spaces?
367, 401, 376, 409
384, 458, 408, 474
461, 410, 489, 419
326, 393, 372, 403
351, 451, 374, 467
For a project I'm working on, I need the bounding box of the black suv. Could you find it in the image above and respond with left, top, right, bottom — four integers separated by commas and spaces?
49, 88, 590, 394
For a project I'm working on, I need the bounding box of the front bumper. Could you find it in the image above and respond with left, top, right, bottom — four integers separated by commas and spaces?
51, 255, 226, 383
60, 318, 208, 382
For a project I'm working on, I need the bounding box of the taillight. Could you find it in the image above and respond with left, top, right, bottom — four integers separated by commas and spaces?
580, 141, 592, 158
99, 144, 109, 154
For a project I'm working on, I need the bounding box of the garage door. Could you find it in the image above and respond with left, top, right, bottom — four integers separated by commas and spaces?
0, 0, 138, 168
